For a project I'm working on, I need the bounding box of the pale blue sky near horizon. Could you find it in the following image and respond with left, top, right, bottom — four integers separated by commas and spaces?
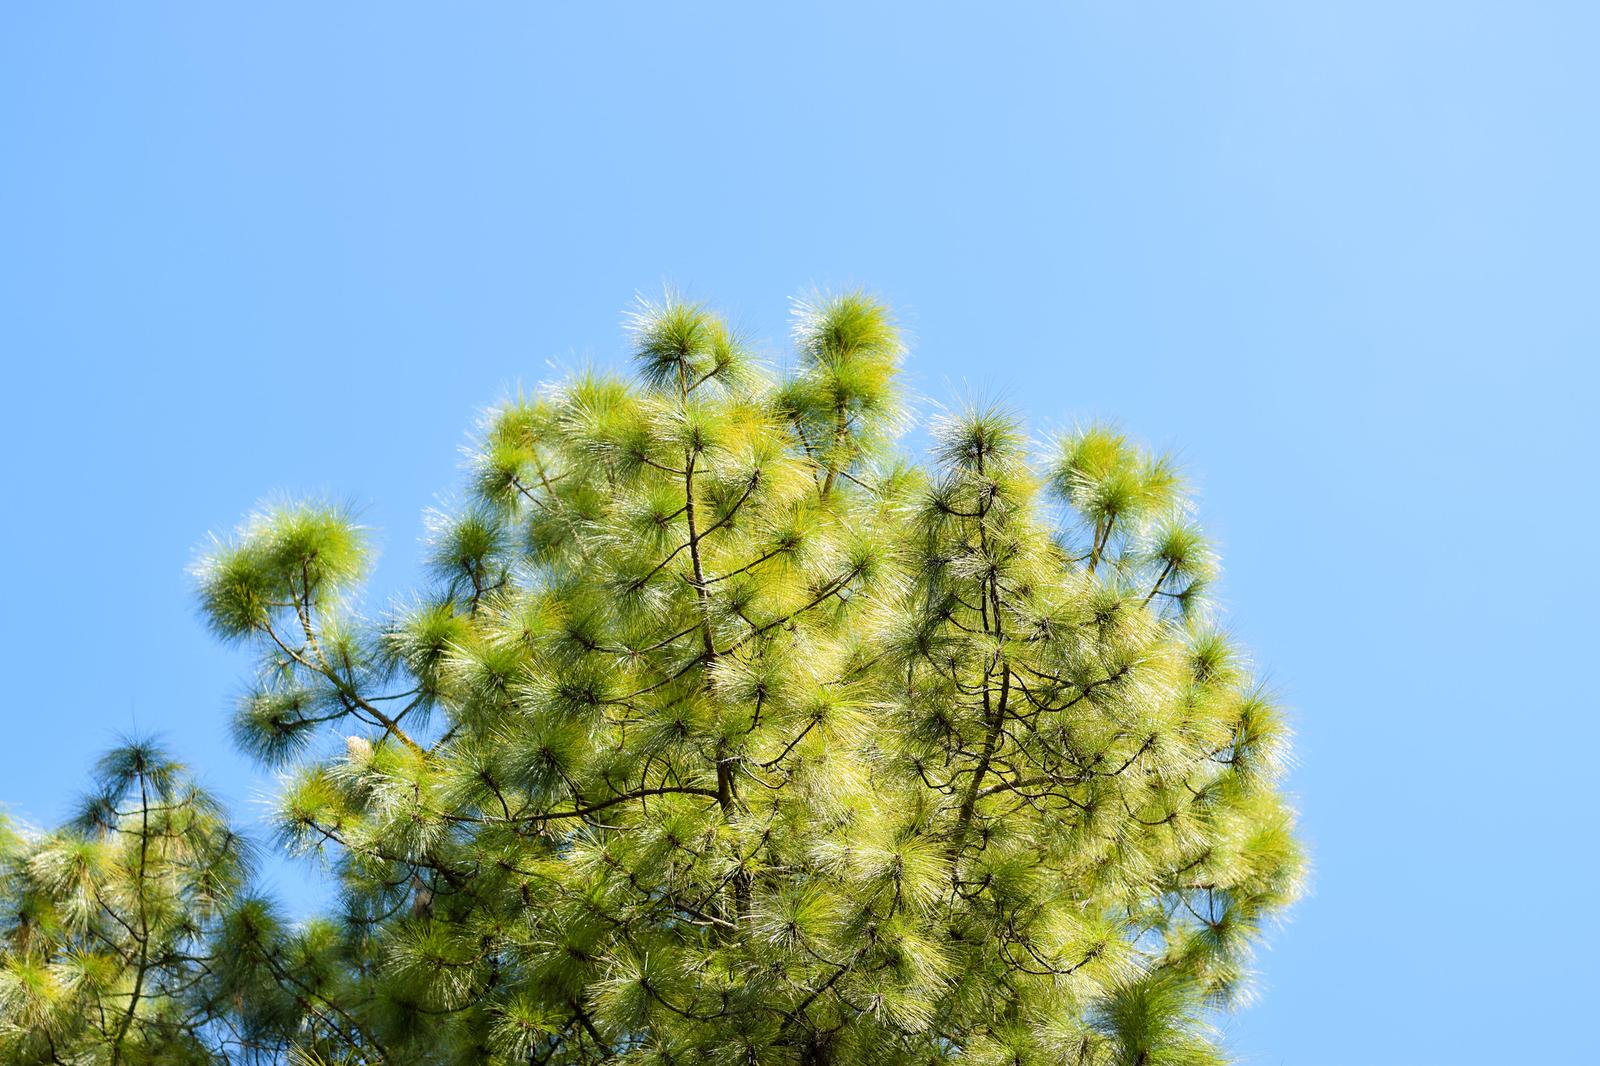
2, 5, 1596, 1064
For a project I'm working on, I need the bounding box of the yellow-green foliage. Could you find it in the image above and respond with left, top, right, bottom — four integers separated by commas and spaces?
3, 291, 1302, 1066
0, 746, 322, 1064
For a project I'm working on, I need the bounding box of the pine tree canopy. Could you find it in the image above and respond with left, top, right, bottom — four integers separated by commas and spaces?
2, 292, 1303, 1065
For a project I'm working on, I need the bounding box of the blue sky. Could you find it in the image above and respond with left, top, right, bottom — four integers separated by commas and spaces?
2, 4, 1595, 1063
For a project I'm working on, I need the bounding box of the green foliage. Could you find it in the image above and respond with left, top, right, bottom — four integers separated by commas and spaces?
0, 743, 317, 1063
2, 290, 1302, 1065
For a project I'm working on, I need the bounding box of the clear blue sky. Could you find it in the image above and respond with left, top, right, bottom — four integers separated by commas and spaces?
2, 5, 1594, 1063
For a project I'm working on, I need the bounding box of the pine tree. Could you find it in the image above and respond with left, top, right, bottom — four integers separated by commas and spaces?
3, 291, 1302, 1065
0, 743, 308, 1063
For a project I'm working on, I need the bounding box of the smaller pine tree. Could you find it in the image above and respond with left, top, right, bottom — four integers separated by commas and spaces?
0, 744, 265, 1062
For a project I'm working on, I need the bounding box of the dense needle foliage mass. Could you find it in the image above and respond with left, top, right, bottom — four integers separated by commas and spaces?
1, 292, 1302, 1065
0, 748, 299, 1062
